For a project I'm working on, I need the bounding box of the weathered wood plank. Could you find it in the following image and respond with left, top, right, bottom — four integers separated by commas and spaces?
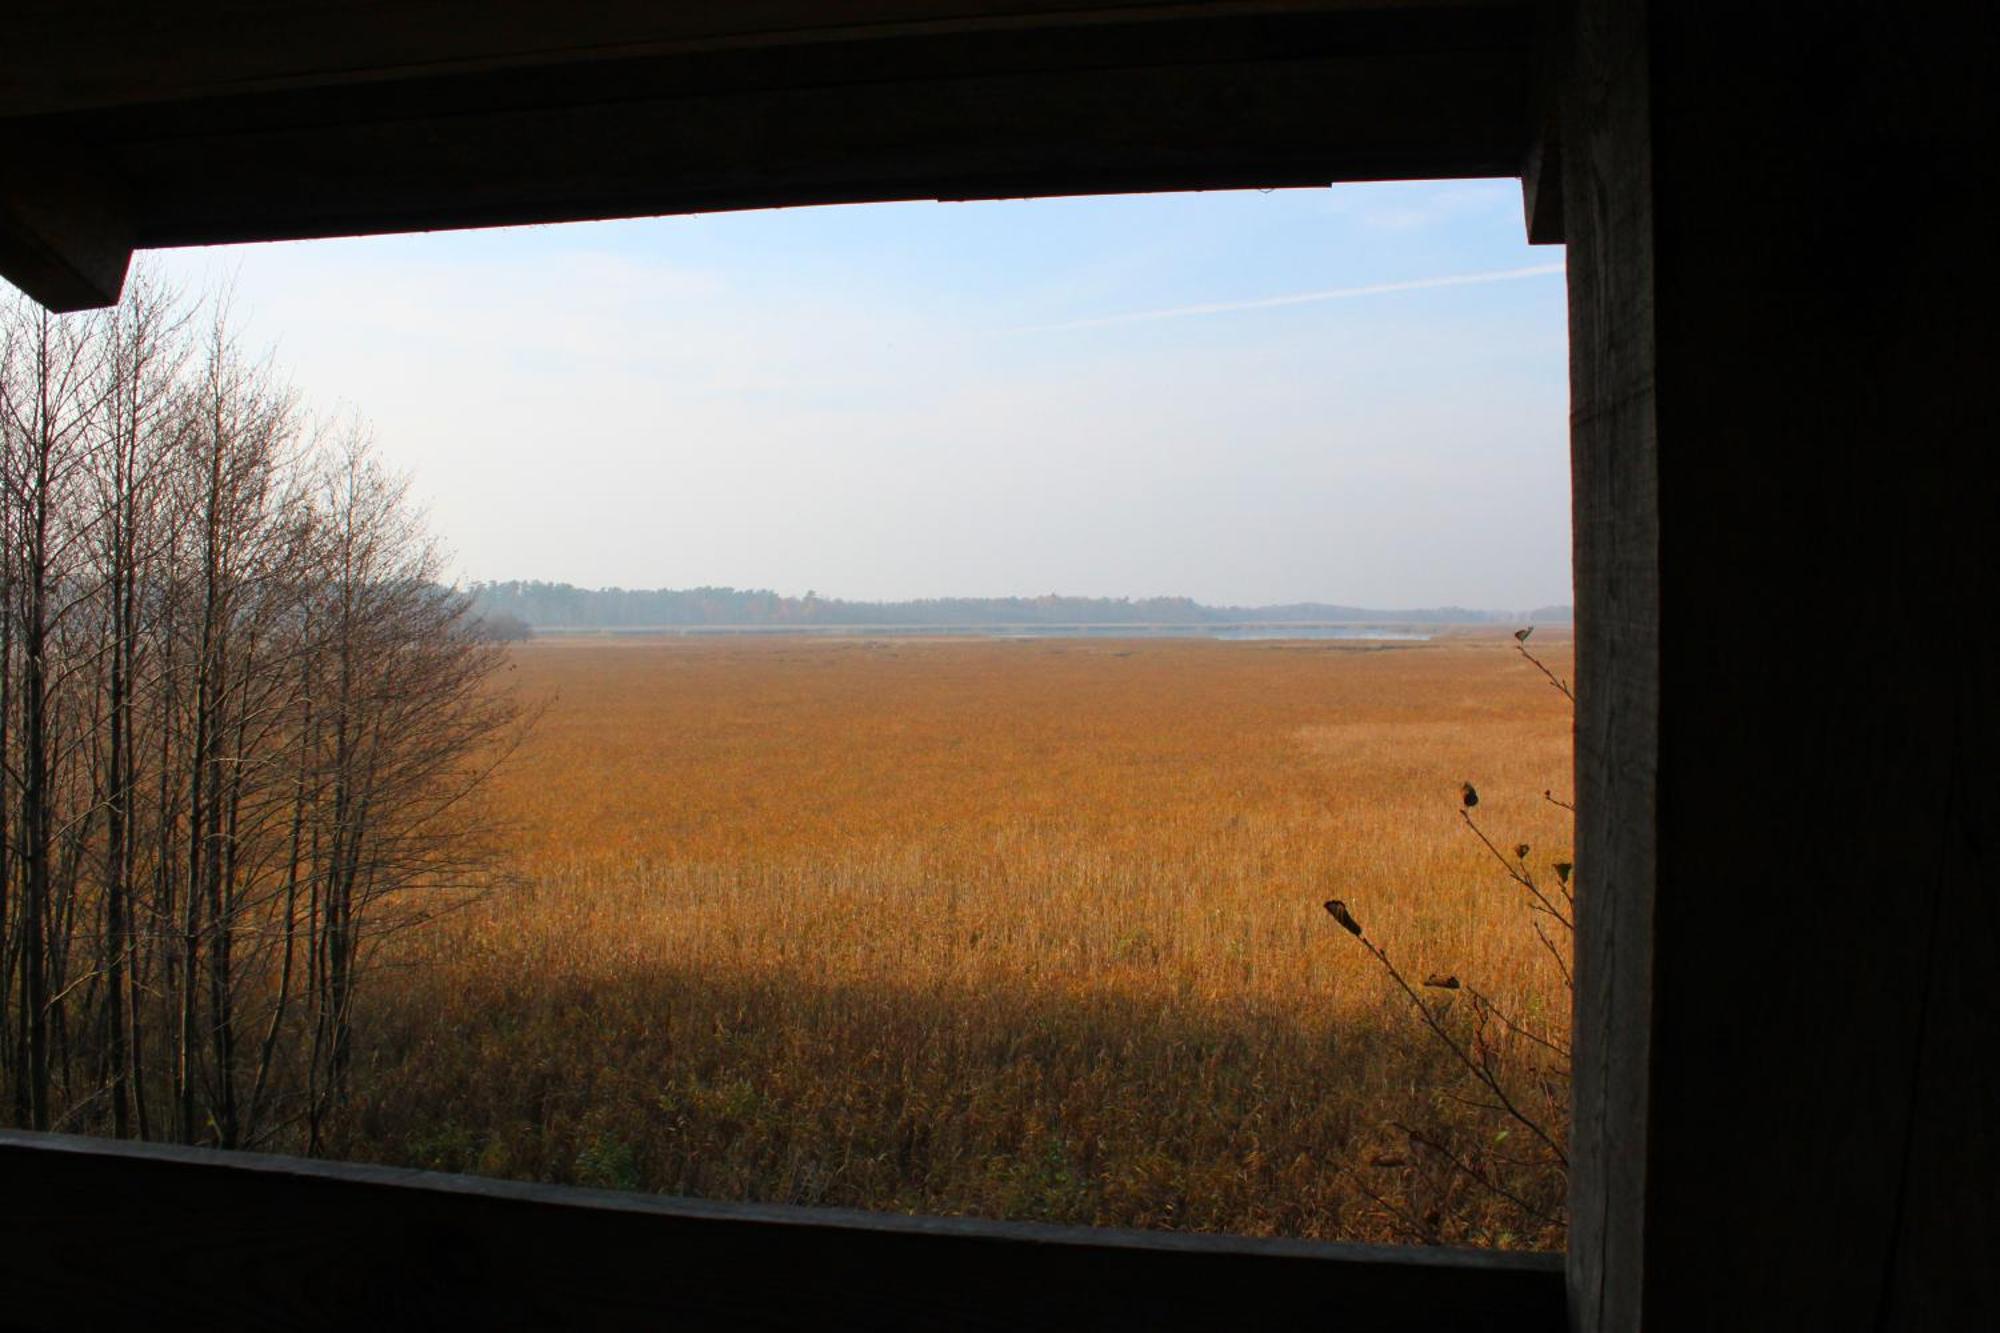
0, 4, 1535, 305
0, 1, 1527, 117
1564, 2, 2000, 1328
0, 154, 133, 311
110, 45, 1527, 249
0, 1130, 1565, 1332
1517, 0, 1563, 244
1640, 4, 1997, 1326
1558, 2, 1656, 1329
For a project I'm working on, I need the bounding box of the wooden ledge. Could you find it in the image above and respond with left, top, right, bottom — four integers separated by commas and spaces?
1, 1129, 1563, 1330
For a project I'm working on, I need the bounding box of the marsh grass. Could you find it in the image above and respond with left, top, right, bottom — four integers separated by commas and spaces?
332, 632, 1572, 1245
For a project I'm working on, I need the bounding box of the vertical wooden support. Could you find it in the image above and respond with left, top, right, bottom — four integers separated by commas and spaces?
1559, 1, 1656, 1328
1563, 2, 1997, 1327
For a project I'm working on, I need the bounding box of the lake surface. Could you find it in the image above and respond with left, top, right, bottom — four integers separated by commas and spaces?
545, 623, 1436, 641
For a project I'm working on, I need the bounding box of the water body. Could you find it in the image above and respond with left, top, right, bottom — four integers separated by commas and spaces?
1206, 626, 1431, 641
554, 623, 1435, 641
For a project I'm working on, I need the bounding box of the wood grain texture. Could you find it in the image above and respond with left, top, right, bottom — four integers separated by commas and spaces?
1564, 2, 1999, 1327
1517, 0, 1563, 244
0, 4, 1534, 304
0, 1130, 1565, 1332
7, 3, 1993, 1327
0, 152, 133, 311
0, 1, 1527, 116
107, 42, 1528, 248
1640, 4, 1997, 1326
1558, 2, 1656, 1329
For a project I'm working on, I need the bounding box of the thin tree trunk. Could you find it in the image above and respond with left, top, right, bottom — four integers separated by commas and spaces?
19, 319, 57, 1131
247, 655, 314, 1142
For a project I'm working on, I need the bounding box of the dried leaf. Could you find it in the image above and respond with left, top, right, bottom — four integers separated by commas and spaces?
1322, 899, 1363, 937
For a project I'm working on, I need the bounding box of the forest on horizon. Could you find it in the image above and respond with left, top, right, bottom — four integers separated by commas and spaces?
470, 580, 1575, 632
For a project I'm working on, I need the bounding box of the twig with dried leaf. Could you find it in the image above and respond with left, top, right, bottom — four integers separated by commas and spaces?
1321, 626, 1574, 1247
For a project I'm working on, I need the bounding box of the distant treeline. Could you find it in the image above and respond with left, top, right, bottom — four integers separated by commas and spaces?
469, 581, 1573, 630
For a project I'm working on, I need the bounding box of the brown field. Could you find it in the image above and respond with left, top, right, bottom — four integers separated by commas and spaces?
340, 631, 1574, 1247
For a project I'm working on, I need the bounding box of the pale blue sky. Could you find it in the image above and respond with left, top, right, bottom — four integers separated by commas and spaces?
147, 180, 1570, 609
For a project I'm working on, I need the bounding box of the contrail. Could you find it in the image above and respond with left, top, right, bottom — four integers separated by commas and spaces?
1014, 262, 1565, 333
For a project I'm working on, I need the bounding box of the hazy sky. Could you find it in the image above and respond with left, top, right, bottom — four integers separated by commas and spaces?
144, 180, 1571, 609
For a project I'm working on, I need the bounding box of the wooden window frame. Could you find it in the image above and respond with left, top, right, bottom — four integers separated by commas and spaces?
29, 2, 1989, 1327
0, 6, 1583, 1328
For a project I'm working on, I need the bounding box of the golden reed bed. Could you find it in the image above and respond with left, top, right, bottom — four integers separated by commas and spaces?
342, 631, 1574, 1246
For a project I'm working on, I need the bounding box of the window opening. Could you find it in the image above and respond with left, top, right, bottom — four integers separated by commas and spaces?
0, 183, 1571, 1249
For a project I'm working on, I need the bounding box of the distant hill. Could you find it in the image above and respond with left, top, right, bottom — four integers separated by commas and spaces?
468, 581, 1572, 631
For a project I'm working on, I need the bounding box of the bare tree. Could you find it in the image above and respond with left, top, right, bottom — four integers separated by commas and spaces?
0, 300, 112, 1130
0, 276, 525, 1153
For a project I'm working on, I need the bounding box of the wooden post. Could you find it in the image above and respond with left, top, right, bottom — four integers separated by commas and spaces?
1561, 2, 1998, 1326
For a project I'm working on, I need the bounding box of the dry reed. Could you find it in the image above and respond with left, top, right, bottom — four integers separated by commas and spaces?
335, 631, 1573, 1245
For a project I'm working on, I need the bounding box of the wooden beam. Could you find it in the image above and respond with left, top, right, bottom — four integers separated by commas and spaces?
0, 152, 134, 310
0, 1130, 1566, 1331
0, 4, 1536, 306
113, 44, 1529, 249
2, 1, 1527, 117
1520, 114, 1562, 244
1518, 1, 1563, 244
